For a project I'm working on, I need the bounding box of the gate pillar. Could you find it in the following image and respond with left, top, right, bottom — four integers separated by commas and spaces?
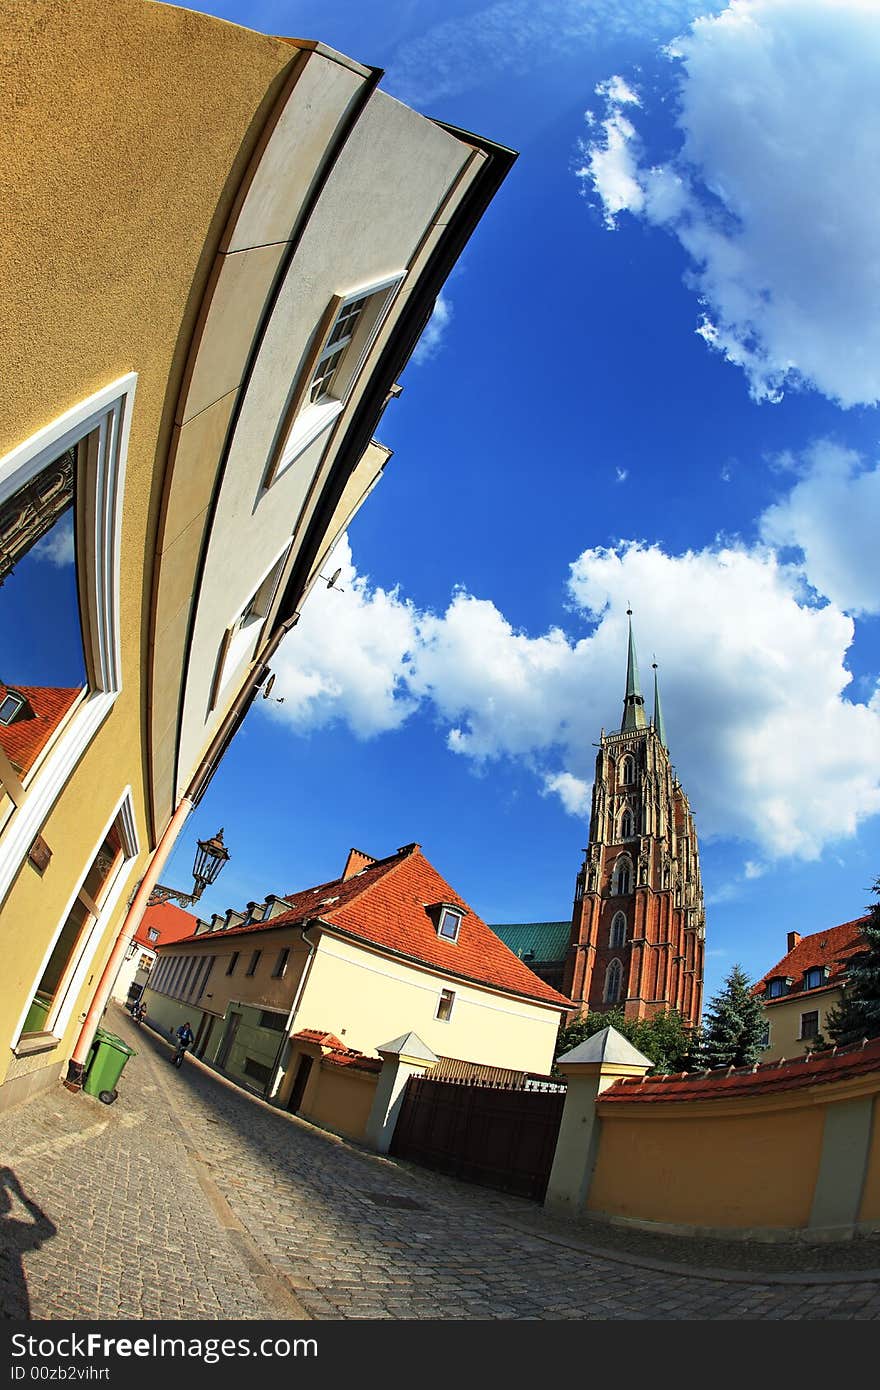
365, 1031, 438, 1154
544, 1026, 651, 1216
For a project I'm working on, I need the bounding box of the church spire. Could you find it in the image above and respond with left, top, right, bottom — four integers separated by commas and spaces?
652, 659, 667, 749
621, 608, 647, 732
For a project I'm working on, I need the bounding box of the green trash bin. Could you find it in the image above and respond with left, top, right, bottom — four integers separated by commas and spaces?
82, 1026, 137, 1104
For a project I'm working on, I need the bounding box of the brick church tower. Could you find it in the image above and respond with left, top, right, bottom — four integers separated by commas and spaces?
562, 612, 705, 1025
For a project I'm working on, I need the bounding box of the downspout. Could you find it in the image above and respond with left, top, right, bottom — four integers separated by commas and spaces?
64, 795, 195, 1087
266, 920, 320, 1104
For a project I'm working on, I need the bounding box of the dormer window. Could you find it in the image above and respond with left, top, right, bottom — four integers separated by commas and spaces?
804, 967, 825, 991
427, 902, 464, 942
0, 689, 28, 725
766, 977, 788, 999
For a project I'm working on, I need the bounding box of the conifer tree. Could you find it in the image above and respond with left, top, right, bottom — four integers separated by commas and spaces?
699, 964, 766, 1069
825, 877, 880, 1046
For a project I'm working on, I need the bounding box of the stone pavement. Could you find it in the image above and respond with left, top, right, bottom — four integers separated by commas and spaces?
2, 1004, 880, 1321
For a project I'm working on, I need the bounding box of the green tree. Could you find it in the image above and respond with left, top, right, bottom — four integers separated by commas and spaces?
699, 964, 766, 1069
554, 1006, 698, 1075
825, 877, 880, 1046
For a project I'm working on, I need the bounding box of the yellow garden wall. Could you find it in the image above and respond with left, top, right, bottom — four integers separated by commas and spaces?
300, 1061, 378, 1143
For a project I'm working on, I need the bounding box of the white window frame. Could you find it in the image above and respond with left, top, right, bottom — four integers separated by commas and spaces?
435, 987, 456, 1022
0, 375, 136, 907
11, 787, 139, 1049
273, 272, 404, 481
437, 908, 462, 943
210, 540, 291, 712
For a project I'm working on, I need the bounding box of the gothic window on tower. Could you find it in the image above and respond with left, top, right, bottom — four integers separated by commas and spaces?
620, 756, 635, 785
610, 912, 627, 949
620, 808, 634, 839
612, 857, 632, 895
604, 958, 623, 1003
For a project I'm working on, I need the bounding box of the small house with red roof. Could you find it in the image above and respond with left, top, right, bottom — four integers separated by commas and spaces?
753, 915, 870, 1060
110, 901, 200, 1007
143, 843, 571, 1126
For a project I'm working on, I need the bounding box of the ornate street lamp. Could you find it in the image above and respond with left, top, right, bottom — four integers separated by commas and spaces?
147, 828, 230, 907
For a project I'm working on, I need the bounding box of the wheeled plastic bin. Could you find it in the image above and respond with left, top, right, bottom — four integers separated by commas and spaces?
82, 1027, 137, 1104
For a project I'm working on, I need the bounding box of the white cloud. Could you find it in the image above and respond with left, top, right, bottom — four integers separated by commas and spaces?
759, 440, 880, 615
410, 294, 453, 366
32, 513, 74, 567
264, 522, 880, 864
615, 467, 629, 483
579, 0, 880, 406
387, 0, 718, 106
744, 860, 765, 879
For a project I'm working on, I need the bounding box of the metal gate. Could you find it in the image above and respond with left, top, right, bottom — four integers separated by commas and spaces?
390, 1075, 566, 1202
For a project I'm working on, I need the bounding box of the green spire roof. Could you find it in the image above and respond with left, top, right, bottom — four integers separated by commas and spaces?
652, 661, 668, 748
621, 609, 647, 732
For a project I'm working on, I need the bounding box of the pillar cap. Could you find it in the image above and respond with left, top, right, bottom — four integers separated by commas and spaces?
376, 1031, 438, 1065
556, 1024, 652, 1071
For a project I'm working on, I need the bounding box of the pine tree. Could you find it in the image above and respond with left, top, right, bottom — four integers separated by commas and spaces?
699, 964, 766, 1069
825, 877, 880, 1046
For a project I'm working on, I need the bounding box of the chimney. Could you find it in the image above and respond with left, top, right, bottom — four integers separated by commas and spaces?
787, 931, 801, 953
342, 848, 377, 881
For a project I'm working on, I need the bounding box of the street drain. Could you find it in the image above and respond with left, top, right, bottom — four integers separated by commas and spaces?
363, 1192, 425, 1210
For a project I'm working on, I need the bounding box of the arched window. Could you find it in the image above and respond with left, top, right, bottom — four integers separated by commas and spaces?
613, 857, 632, 895
610, 912, 626, 949
620, 808, 634, 839
604, 958, 623, 1003
620, 756, 635, 785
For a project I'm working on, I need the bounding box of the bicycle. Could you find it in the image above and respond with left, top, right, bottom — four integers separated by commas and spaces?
171, 1041, 189, 1068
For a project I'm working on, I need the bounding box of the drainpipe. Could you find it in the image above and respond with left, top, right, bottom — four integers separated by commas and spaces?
64, 794, 195, 1088
266, 920, 320, 1104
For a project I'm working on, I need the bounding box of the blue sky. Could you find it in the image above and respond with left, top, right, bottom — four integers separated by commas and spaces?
159, 0, 880, 1006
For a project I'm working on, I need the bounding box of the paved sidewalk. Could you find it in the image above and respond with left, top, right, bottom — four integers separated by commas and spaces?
2, 1005, 879, 1321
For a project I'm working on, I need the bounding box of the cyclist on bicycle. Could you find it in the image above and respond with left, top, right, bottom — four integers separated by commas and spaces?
172, 1020, 194, 1066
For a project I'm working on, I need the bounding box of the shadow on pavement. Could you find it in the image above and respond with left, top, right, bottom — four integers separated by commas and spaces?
0, 1165, 57, 1318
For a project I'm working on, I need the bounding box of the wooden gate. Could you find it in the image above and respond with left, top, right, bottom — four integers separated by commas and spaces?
390, 1076, 566, 1202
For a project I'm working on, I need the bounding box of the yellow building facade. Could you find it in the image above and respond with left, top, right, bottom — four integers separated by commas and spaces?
0, 0, 513, 1109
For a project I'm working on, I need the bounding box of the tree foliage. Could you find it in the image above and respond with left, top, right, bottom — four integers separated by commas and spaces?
699, 964, 766, 1069
825, 877, 880, 1046
554, 1006, 699, 1075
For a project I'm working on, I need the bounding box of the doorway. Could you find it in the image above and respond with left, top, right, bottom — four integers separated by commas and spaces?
216, 1011, 241, 1070
286, 1054, 313, 1114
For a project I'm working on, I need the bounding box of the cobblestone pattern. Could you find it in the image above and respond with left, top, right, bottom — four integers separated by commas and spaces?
3, 1005, 880, 1321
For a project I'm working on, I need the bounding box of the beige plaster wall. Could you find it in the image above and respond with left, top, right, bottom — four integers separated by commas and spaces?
296, 933, 562, 1074
0, 0, 297, 1090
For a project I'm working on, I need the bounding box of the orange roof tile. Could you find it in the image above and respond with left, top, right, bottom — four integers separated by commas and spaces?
136, 901, 200, 949
291, 1029, 346, 1049
191, 845, 572, 1010
599, 1035, 880, 1105
752, 915, 870, 1004
0, 683, 81, 775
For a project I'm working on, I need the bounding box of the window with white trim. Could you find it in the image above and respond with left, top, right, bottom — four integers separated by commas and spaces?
17, 796, 138, 1044
436, 988, 455, 1022
271, 275, 404, 481
438, 909, 462, 942
211, 547, 289, 711
0, 376, 136, 905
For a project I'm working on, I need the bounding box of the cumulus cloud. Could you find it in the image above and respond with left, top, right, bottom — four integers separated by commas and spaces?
410, 294, 453, 366
264, 521, 880, 863
759, 440, 880, 615
578, 0, 880, 406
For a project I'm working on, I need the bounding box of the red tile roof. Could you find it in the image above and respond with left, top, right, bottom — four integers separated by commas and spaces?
292, 1029, 346, 1050
291, 1029, 382, 1073
599, 1035, 880, 1105
136, 901, 200, 950
0, 683, 81, 775
752, 915, 870, 1004
190, 845, 572, 1010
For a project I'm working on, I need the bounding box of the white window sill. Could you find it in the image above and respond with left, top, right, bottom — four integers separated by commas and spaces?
273, 400, 342, 484
13, 1032, 61, 1058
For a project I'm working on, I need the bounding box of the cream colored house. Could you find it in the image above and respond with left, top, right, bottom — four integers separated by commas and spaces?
142, 844, 572, 1110
0, 0, 513, 1109
754, 915, 869, 1061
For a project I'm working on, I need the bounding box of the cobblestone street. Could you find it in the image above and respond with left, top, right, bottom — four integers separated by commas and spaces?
2, 1005, 880, 1321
